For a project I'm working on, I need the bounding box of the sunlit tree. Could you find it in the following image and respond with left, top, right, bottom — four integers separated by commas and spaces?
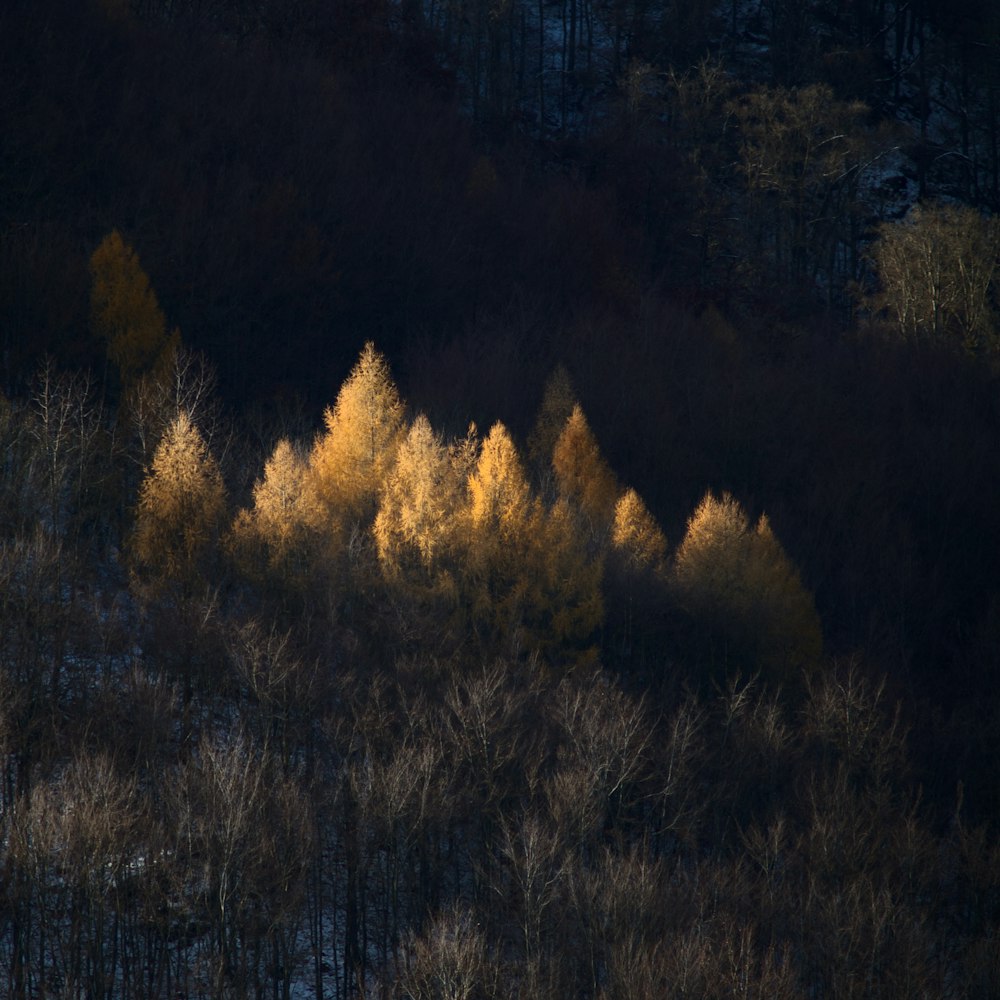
229, 437, 317, 588
250, 439, 310, 542
611, 487, 667, 575
132, 410, 226, 590
462, 423, 601, 661
867, 201, 1000, 351
552, 404, 619, 535
374, 414, 462, 580
467, 421, 532, 540
672, 491, 821, 682
461, 422, 534, 652
305, 342, 404, 534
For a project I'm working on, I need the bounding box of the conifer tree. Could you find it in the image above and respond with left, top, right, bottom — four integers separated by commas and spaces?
305, 342, 404, 534
552, 404, 619, 535
462, 423, 601, 661
605, 487, 669, 666
374, 414, 461, 579
251, 439, 310, 541
132, 410, 226, 590
461, 422, 534, 650
467, 421, 532, 540
672, 491, 821, 682
611, 488, 667, 574
89, 230, 179, 390
230, 438, 317, 587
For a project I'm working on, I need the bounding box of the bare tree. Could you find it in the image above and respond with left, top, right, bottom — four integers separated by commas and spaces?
866, 201, 1000, 351
171, 729, 312, 1000
396, 904, 499, 1000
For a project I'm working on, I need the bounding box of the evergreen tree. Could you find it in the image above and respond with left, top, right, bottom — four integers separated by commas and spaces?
132, 410, 226, 590
89, 230, 179, 390
229, 438, 317, 589
305, 342, 405, 535
374, 414, 461, 579
672, 491, 821, 684
611, 487, 667, 574
552, 404, 619, 536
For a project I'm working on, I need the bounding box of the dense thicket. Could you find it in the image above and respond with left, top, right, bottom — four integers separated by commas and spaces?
3, 0, 1000, 996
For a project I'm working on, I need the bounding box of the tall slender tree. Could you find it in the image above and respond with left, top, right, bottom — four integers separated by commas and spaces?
89, 230, 179, 391
131, 410, 226, 592
306, 342, 405, 535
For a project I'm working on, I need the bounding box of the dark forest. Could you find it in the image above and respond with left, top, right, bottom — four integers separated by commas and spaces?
3, 0, 1000, 996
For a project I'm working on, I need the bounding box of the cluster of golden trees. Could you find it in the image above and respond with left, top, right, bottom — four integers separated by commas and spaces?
92, 212, 823, 687
128, 325, 821, 681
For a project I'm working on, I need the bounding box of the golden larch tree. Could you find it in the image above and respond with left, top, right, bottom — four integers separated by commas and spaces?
463, 423, 602, 663
229, 438, 317, 585
89, 230, 179, 389
374, 414, 462, 578
611, 488, 667, 574
461, 422, 534, 651
672, 491, 821, 682
552, 404, 619, 534
467, 421, 532, 540
132, 410, 226, 589
305, 342, 404, 533
251, 439, 311, 540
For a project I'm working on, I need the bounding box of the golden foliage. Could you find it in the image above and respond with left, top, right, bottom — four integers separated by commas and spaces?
467, 422, 531, 538
449, 421, 480, 486
552, 404, 619, 532
306, 342, 404, 531
89, 230, 179, 387
673, 491, 821, 679
229, 438, 318, 585
461, 424, 602, 662
673, 491, 749, 598
132, 410, 226, 587
612, 488, 667, 573
374, 414, 461, 575
251, 439, 311, 545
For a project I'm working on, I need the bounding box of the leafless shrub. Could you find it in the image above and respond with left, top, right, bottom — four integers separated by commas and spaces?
397, 904, 499, 1000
